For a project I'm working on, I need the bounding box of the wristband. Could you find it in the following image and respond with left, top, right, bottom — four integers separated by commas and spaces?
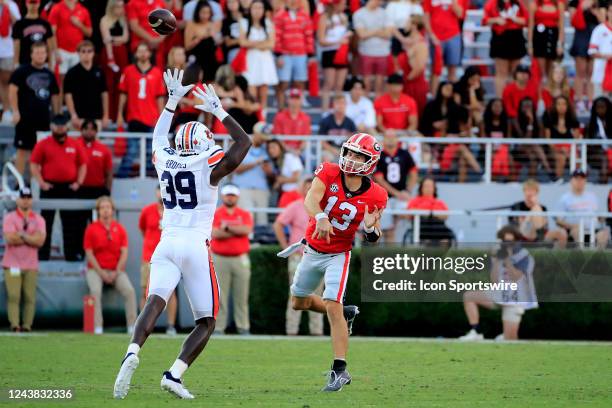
315, 212, 329, 221
214, 109, 229, 121
364, 224, 375, 233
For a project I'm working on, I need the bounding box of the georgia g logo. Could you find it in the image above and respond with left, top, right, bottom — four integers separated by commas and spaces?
373, 143, 382, 152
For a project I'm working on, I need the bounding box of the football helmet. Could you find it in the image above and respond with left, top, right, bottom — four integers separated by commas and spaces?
174, 121, 215, 155
339, 133, 382, 175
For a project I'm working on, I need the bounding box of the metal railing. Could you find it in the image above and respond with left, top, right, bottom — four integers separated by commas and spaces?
14, 199, 612, 249
33, 131, 612, 183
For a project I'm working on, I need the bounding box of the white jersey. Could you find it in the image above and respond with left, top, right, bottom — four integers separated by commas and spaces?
151, 110, 225, 239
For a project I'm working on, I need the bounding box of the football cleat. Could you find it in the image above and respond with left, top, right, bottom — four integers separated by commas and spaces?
322, 370, 352, 392
343, 305, 360, 336
458, 329, 484, 341
160, 371, 195, 399
113, 352, 139, 399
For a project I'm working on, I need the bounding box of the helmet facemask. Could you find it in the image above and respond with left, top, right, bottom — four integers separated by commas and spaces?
339, 144, 375, 175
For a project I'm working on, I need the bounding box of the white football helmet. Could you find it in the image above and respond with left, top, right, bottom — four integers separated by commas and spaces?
174, 121, 215, 155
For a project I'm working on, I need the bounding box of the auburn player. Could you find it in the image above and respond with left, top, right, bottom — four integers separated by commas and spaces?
113, 70, 251, 399
282, 133, 387, 391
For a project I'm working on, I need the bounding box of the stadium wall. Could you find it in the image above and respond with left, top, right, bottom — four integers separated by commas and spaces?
3, 246, 612, 340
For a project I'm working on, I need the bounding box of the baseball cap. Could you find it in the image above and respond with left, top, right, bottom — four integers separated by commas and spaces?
19, 187, 33, 198
221, 184, 240, 196
571, 169, 587, 178
387, 74, 403, 85
51, 113, 69, 126
288, 88, 302, 98
253, 121, 272, 139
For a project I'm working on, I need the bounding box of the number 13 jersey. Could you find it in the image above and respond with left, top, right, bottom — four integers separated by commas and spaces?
153, 142, 225, 239
305, 162, 388, 253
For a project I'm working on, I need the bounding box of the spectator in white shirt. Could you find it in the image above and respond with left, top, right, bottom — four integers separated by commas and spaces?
344, 77, 377, 134
555, 169, 610, 248
588, 4, 612, 98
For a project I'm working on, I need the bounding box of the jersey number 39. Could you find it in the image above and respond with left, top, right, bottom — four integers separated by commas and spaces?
160, 170, 198, 209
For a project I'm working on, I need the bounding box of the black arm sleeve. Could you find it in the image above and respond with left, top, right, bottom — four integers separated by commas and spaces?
364, 229, 381, 243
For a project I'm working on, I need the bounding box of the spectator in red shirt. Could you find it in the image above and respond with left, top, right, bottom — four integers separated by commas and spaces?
374, 74, 419, 133
272, 88, 312, 153
76, 119, 113, 198
483, 0, 528, 97
405, 177, 455, 243
117, 42, 165, 177
84, 196, 136, 335
274, 0, 314, 109
48, 0, 92, 79
527, 0, 565, 80
423, 0, 464, 89
502, 65, 539, 119
138, 187, 177, 335
30, 113, 87, 261
210, 185, 254, 335
126, 0, 165, 54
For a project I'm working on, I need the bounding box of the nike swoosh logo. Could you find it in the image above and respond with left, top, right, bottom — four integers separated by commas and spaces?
357, 201, 365, 204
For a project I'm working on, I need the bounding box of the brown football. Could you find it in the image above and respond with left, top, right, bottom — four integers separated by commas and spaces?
148, 9, 177, 36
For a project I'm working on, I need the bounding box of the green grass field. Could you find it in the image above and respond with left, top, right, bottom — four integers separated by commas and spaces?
1, 333, 612, 407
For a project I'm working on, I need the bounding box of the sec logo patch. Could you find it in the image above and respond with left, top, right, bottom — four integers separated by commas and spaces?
330, 183, 339, 193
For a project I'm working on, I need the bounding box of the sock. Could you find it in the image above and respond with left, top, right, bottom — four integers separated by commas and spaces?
169, 359, 188, 379
470, 324, 480, 332
126, 343, 140, 356
332, 359, 347, 373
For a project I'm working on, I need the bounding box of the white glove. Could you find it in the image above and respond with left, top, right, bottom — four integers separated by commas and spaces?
192, 83, 228, 121
163, 68, 194, 111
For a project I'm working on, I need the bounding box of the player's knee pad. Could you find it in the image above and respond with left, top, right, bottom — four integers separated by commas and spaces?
502, 306, 524, 323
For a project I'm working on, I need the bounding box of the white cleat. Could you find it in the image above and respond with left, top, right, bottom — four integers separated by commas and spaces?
458, 329, 484, 341
161, 371, 195, 399
113, 353, 139, 399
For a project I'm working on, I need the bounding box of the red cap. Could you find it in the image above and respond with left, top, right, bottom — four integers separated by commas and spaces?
288, 88, 302, 98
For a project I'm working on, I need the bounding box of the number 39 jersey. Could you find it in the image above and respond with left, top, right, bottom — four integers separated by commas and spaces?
153, 144, 225, 239
305, 162, 388, 253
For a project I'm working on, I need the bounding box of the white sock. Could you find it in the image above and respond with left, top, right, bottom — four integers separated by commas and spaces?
169, 359, 188, 379
126, 343, 140, 356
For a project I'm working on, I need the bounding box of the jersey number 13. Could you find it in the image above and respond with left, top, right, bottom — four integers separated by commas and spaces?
323, 196, 357, 231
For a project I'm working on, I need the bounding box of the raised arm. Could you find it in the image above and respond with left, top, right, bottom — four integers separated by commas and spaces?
192, 84, 252, 186
153, 69, 194, 154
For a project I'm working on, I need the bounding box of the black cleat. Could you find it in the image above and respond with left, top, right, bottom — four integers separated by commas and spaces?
322, 370, 352, 392
343, 305, 359, 335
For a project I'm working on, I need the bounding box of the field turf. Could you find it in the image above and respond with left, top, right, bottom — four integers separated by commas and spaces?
1, 333, 611, 407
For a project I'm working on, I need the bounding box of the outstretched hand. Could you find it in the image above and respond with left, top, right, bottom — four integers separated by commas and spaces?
192, 84, 225, 119
163, 68, 194, 102
363, 205, 382, 229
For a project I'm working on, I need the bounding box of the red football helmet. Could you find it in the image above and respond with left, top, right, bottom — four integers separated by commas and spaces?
339, 133, 382, 175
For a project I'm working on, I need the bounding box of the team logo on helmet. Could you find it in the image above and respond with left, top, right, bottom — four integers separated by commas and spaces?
373, 143, 382, 152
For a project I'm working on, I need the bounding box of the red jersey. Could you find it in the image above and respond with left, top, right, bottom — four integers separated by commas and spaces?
76, 137, 112, 188
374, 93, 418, 130
305, 162, 388, 253
47, 0, 92, 52
118, 64, 164, 126
126, 0, 165, 52
423, 0, 462, 41
30, 136, 87, 183
139, 203, 162, 262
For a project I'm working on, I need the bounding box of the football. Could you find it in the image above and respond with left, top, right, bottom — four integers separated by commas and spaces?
148, 8, 177, 36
